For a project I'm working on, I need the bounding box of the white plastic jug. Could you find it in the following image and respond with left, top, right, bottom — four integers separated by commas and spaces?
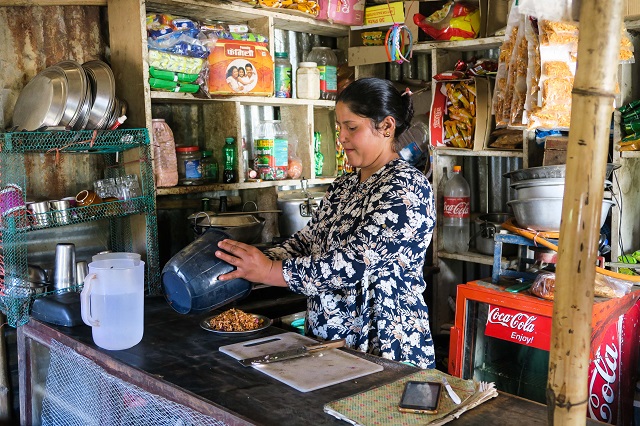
81, 258, 145, 350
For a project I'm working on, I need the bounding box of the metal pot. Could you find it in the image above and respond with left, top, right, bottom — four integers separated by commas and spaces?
188, 211, 265, 244
473, 213, 516, 256
276, 190, 325, 237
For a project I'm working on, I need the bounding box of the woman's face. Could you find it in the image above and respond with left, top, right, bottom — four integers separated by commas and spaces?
335, 101, 396, 179
232, 68, 238, 78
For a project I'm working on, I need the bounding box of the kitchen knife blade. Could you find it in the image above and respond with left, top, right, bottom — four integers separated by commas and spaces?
238, 338, 346, 367
442, 377, 461, 405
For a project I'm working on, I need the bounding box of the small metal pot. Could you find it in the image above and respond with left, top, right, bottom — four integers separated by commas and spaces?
276, 190, 325, 237
473, 213, 516, 256
188, 211, 265, 244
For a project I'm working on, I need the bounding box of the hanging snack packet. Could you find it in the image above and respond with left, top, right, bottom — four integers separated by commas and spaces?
492, 3, 521, 128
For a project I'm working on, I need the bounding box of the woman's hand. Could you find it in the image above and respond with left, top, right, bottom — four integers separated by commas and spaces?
215, 239, 287, 287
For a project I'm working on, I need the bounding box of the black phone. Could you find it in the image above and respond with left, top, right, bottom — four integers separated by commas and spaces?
398, 381, 443, 414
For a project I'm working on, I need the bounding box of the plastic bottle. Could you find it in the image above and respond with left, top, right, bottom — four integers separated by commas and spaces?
222, 137, 237, 183
313, 131, 324, 176
443, 165, 470, 253
274, 52, 292, 98
151, 119, 179, 187
307, 47, 337, 100
398, 122, 430, 165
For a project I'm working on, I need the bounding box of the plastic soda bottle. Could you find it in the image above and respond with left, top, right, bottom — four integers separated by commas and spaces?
443, 165, 470, 253
222, 137, 237, 183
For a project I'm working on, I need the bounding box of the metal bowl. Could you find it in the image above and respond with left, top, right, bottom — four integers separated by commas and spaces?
504, 163, 621, 182
512, 178, 614, 199
83, 60, 116, 130
56, 60, 89, 128
190, 212, 265, 244
507, 198, 615, 232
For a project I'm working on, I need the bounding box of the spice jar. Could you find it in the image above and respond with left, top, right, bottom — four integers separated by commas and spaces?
296, 62, 320, 100
274, 52, 292, 98
176, 146, 203, 185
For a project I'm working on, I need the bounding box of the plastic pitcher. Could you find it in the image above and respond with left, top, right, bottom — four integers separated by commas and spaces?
81, 258, 145, 350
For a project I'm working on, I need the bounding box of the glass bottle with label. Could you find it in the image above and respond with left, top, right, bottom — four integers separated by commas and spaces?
222, 137, 237, 183
274, 52, 292, 98
307, 47, 337, 101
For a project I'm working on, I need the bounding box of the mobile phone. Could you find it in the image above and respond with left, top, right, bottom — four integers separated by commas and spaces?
398, 380, 442, 414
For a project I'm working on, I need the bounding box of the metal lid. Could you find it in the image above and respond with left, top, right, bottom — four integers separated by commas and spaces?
176, 146, 200, 152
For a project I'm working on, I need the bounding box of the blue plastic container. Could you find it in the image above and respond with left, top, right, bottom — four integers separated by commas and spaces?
161, 230, 252, 314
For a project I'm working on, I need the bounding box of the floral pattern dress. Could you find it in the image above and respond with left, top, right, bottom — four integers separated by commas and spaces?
265, 158, 436, 368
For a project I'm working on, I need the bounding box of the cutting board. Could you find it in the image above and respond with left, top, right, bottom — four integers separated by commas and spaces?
220, 332, 383, 392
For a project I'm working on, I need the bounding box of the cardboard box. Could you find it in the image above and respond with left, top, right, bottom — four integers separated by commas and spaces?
626, 0, 640, 18
430, 77, 492, 150
364, 1, 405, 27
543, 136, 569, 165
208, 40, 274, 96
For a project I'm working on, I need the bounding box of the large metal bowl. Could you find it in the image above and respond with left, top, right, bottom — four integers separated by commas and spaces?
189, 212, 265, 244
512, 178, 613, 199
507, 198, 615, 232
504, 163, 620, 182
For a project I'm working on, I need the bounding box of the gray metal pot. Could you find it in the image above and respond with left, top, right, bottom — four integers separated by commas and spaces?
276, 190, 325, 237
188, 212, 265, 244
473, 213, 516, 256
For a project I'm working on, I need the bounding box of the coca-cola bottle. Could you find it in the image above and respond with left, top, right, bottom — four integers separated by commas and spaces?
443, 165, 470, 253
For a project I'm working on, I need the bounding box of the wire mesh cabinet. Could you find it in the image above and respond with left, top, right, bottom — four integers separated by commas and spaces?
0, 129, 160, 327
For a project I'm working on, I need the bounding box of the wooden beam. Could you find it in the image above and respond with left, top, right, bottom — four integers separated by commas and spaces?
548, 0, 624, 424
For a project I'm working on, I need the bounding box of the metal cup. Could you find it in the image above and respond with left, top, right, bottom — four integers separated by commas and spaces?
53, 243, 76, 292
75, 261, 88, 287
50, 199, 71, 225
27, 201, 51, 227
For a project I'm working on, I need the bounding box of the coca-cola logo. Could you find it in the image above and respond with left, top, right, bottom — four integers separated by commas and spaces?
487, 307, 537, 333
588, 324, 620, 423
443, 197, 470, 218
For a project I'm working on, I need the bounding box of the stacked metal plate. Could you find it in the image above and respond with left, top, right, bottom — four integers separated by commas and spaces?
11, 60, 126, 132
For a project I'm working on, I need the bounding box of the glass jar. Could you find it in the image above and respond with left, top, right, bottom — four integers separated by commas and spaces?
306, 47, 337, 100
176, 146, 203, 185
201, 150, 219, 183
296, 62, 320, 100
274, 52, 292, 98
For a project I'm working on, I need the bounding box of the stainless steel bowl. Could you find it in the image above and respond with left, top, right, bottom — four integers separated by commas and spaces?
189, 212, 265, 244
512, 178, 614, 199
507, 198, 615, 232
504, 163, 621, 182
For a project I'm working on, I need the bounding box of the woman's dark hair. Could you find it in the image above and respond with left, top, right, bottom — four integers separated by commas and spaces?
336, 77, 414, 152
226, 66, 238, 78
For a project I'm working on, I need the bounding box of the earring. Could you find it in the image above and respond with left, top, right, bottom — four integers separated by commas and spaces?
384, 132, 391, 137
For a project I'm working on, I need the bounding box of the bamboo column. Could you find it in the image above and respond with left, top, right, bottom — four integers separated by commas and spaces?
547, 1, 624, 424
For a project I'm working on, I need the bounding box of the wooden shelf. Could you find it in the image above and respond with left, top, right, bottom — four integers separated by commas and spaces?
156, 177, 334, 196
349, 36, 504, 66
619, 150, 640, 158
434, 148, 524, 158
146, 0, 348, 37
438, 250, 509, 267
150, 92, 336, 108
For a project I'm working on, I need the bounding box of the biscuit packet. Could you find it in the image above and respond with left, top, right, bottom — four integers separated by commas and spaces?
492, 4, 521, 128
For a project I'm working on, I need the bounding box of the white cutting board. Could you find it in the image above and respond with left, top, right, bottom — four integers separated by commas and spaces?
220, 332, 383, 392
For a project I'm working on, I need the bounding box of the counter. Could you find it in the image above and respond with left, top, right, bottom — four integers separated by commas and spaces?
17, 297, 606, 425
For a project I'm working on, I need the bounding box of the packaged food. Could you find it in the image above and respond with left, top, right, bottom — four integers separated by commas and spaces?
492, 5, 520, 128
361, 31, 384, 46
207, 40, 274, 96
414, 1, 480, 41
148, 78, 200, 93
149, 67, 199, 83
508, 16, 529, 128
148, 49, 205, 74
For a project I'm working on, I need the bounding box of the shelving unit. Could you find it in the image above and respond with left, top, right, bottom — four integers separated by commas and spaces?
0, 129, 160, 327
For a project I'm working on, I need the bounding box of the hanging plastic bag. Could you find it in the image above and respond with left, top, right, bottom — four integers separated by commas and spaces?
413, 1, 480, 41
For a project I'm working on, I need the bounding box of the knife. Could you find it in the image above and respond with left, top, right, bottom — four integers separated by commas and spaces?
238, 338, 346, 367
442, 377, 461, 405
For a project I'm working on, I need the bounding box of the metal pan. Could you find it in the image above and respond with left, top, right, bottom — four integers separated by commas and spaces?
12, 67, 68, 131
56, 60, 88, 128
83, 60, 116, 130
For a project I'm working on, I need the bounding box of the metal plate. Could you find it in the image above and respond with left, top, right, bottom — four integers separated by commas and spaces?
83, 60, 115, 130
12, 67, 68, 131
200, 313, 272, 336
56, 60, 88, 128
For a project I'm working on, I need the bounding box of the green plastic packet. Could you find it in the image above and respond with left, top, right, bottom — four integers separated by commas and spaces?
149, 67, 199, 83
618, 254, 637, 264
632, 250, 640, 262
149, 78, 199, 93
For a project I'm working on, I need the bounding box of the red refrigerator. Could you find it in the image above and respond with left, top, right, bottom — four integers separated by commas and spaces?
448, 280, 640, 425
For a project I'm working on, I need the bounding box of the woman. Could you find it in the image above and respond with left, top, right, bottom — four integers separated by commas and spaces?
216, 78, 436, 368
225, 66, 243, 92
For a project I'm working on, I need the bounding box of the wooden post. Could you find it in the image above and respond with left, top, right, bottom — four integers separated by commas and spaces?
547, 1, 624, 424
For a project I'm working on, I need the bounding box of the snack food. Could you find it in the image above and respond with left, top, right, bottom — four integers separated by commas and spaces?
208, 308, 265, 332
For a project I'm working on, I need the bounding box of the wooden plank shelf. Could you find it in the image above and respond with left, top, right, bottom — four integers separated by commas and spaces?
438, 250, 504, 267
156, 177, 335, 196
150, 92, 336, 108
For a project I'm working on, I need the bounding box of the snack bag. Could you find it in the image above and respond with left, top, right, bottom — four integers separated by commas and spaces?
414, 1, 480, 41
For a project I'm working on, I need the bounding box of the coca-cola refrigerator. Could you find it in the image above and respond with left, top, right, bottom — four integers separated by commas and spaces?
448, 280, 640, 425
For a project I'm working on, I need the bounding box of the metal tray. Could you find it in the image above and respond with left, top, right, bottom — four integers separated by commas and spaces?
200, 313, 272, 336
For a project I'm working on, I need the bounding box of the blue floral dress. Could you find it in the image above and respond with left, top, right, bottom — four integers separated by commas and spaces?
265, 158, 436, 368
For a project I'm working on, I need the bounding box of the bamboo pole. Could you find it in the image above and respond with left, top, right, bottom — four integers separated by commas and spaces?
547, 1, 624, 424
